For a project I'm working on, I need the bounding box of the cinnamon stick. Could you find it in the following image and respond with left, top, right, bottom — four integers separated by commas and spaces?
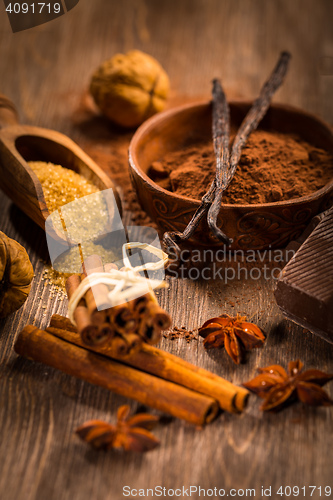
83, 254, 110, 322
15, 326, 218, 426
66, 262, 114, 345
119, 332, 142, 352
131, 293, 156, 315
66, 258, 169, 348
135, 298, 171, 344
51, 314, 76, 332
139, 302, 171, 341
97, 323, 116, 344
104, 262, 118, 273
65, 275, 99, 345
107, 336, 129, 356
108, 303, 137, 334
49, 314, 248, 412
47, 326, 129, 358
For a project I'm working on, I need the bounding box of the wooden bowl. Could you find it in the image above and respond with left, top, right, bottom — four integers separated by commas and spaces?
129, 101, 333, 250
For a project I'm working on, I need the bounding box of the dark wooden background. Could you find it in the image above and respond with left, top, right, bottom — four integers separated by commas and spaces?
0, 1, 332, 499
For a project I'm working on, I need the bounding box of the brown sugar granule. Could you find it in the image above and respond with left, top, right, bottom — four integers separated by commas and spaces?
163, 326, 198, 343
28, 161, 100, 213
148, 130, 333, 204
29, 161, 116, 293
29, 161, 111, 243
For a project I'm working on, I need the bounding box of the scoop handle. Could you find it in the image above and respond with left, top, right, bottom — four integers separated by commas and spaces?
0, 94, 19, 129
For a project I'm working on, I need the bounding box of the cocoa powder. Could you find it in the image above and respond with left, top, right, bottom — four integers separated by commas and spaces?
163, 326, 198, 343
148, 130, 333, 204
71, 93, 154, 227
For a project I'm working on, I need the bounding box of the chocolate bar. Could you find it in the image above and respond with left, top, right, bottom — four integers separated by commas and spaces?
274, 206, 333, 344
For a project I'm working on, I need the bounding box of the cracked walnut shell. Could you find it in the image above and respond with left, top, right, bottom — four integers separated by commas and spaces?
90, 50, 170, 128
0, 232, 34, 318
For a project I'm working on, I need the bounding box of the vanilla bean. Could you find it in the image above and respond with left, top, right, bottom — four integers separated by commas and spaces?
227, 51, 291, 188
163, 52, 291, 257
163, 79, 232, 253
207, 78, 232, 245
162, 79, 230, 253
163, 181, 216, 258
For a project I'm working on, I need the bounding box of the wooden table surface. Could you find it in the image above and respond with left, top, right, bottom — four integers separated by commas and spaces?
0, 1, 332, 499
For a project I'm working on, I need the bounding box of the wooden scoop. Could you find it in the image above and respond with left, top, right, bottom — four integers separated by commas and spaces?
0, 94, 121, 230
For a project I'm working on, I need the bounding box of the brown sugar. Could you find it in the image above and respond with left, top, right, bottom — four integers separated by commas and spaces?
28, 161, 100, 213
148, 130, 333, 204
29, 161, 117, 292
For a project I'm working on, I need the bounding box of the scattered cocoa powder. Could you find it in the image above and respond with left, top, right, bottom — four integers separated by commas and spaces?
71, 92, 155, 227
163, 326, 198, 342
148, 130, 333, 204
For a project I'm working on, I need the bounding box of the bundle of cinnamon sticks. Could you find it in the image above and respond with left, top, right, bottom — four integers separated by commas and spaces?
66, 254, 171, 352
14, 314, 249, 426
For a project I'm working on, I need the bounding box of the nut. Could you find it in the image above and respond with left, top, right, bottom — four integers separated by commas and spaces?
90, 50, 170, 128
0, 231, 34, 318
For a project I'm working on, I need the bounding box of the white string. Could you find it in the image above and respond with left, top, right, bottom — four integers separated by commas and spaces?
68, 242, 168, 326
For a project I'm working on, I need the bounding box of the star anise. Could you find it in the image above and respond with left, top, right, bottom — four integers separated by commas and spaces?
76, 405, 160, 452
198, 313, 265, 364
243, 360, 333, 411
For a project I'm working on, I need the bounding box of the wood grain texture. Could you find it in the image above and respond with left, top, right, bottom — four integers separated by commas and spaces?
0, 1, 332, 499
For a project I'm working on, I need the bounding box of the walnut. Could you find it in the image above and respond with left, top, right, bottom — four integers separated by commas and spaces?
0, 232, 34, 318
90, 50, 170, 128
